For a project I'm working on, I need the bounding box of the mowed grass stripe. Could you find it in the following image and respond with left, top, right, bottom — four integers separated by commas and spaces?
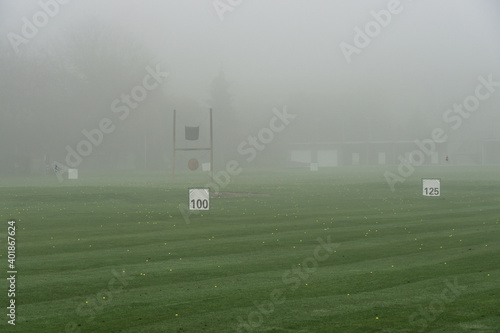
1, 167, 499, 332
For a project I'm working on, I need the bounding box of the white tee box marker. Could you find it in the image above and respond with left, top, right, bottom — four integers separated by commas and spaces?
68, 169, 78, 180
422, 178, 440, 196
189, 188, 210, 211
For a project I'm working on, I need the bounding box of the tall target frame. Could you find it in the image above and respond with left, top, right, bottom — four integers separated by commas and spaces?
172, 108, 214, 181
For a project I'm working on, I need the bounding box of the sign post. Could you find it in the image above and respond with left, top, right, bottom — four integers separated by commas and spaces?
172, 109, 213, 181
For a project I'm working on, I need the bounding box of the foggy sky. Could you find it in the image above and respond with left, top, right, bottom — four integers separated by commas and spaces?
1, 0, 500, 171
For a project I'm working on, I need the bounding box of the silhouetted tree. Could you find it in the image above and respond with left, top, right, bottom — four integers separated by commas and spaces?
208, 69, 239, 164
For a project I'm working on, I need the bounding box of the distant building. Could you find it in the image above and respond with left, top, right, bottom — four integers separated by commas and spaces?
288, 140, 448, 167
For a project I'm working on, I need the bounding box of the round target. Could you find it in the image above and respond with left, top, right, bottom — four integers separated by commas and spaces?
188, 158, 199, 170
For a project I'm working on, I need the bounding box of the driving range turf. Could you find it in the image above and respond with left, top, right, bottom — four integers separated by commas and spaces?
0, 166, 499, 332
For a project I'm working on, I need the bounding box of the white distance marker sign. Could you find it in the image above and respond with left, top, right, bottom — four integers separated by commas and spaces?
189, 188, 210, 211
68, 169, 78, 180
422, 178, 440, 196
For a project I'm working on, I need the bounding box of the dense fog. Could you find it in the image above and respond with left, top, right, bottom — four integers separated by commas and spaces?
1, 0, 499, 175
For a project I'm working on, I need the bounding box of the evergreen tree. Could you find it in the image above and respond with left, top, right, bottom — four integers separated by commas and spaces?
208, 69, 238, 164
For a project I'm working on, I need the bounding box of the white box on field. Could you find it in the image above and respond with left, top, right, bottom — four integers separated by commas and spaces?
189, 188, 210, 211
202, 163, 211, 172
422, 178, 440, 196
378, 152, 386, 165
68, 169, 78, 179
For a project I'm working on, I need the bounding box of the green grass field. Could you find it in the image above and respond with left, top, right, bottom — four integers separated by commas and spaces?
1, 166, 499, 332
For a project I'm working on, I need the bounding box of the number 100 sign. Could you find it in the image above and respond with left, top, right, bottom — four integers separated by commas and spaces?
189, 188, 210, 211
422, 179, 440, 196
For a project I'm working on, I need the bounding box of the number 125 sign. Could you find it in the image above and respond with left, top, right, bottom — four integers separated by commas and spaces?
422, 179, 440, 196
